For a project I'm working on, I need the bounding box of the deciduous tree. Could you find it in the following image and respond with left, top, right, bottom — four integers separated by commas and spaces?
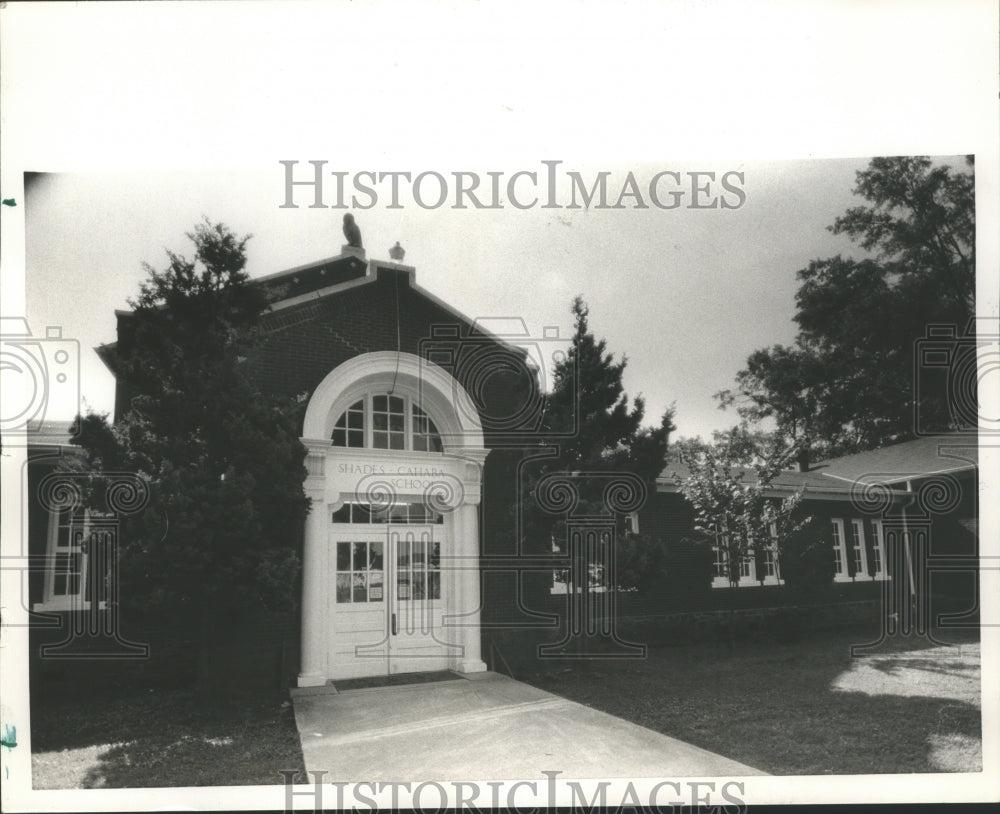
673, 427, 810, 647
718, 156, 975, 455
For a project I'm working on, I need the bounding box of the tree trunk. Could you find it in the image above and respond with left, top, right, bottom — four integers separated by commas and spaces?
728, 604, 736, 652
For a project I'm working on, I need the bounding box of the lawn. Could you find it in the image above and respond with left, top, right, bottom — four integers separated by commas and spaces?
519, 625, 982, 775
31, 686, 304, 789
30, 625, 981, 786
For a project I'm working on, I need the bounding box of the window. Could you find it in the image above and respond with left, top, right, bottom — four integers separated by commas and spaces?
831, 518, 890, 581
550, 530, 612, 594
867, 519, 888, 580
711, 534, 761, 587
831, 519, 850, 581
762, 545, 778, 579
849, 519, 869, 578
331, 501, 444, 525
331, 399, 364, 448
712, 543, 728, 585
412, 405, 443, 453
331, 394, 442, 452
623, 512, 639, 535
372, 394, 405, 450
335, 540, 384, 603
761, 540, 781, 583
397, 537, 442, 601
35, 509, 111, 611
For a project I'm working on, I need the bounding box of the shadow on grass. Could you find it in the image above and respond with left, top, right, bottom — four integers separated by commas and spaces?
518, 625, 982, 775
865, 655, 980, 676
31, 686, 304, 788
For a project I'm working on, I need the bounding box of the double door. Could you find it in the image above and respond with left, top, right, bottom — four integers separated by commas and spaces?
328, 525, 454, 679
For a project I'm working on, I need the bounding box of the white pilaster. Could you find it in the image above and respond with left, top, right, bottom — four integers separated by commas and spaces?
455, 499, 487, 674
298, 446, 329, 687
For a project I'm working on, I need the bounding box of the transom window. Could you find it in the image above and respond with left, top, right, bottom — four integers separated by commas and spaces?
332, 394, 442, 452
332, 501, 444, 525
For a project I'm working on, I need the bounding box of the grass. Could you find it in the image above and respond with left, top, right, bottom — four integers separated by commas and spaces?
31, 686, 304, 789
518, 625, 982, 775
30, 625, 982, 786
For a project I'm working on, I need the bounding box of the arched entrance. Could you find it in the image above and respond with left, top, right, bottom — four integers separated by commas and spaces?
297, 352, 489, 686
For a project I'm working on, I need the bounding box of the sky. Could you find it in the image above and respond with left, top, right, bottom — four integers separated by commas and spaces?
4, 2, 994, 446
2, 2, 998, 810
23, 158, 890, 441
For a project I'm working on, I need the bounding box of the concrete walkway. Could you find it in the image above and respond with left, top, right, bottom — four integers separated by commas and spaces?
291, 672, 765, 781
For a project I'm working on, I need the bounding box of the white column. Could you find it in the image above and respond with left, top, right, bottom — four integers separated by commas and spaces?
455, 499, 487, 673
448, 508, 465, 655
298, 489, 329, 687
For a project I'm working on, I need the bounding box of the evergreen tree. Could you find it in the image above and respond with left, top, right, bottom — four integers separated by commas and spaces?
67, 221, 309, 684
524, 296, 675, 592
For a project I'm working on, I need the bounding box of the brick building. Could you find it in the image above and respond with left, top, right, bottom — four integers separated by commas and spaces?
26, 247, 981, 688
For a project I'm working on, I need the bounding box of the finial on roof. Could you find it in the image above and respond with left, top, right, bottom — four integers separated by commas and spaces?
389, 241, 405, 262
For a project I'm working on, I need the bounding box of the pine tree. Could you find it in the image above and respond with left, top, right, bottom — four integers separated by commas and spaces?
523, 296, 675, 591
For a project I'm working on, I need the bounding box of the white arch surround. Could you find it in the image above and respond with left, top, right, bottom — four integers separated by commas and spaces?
297, 351, 489, 687
302, 351, 484, 451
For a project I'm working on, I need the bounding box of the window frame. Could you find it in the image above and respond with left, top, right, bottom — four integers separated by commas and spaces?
331, 393, 443, 453
331, 501, 445, 525
867, 518, 889, 581
623, 511, 639, 536
849, 518, 870, 579
831, 517, 891, 582
831, 518, 851, 582
758, 523, 783, 586
334, 539, 385, 604
34, 508, 109, 612
711, 532, 773, 588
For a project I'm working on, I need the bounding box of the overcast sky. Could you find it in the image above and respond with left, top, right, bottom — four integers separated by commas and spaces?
24, 158, 889, 440
3, 3, 998, 810
4, 2, 995, 447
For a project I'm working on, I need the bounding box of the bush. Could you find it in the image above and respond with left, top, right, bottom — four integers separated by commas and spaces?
615, 533, 668, 594
779, 519, 835, 599
663, 537, 715, 597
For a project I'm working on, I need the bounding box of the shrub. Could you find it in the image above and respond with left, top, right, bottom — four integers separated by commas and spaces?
779, 519, 835, 599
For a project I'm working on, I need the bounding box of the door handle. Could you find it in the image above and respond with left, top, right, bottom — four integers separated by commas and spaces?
391, 612, 397, 636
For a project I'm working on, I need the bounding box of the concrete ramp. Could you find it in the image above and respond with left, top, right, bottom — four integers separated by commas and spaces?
291, 672, 766, 780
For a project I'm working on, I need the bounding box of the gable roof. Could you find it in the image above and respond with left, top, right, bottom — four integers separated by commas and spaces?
658, 433, 977, 499
657, 460, 855, 499
813, 434, 977, 486
96, 249, 517, 377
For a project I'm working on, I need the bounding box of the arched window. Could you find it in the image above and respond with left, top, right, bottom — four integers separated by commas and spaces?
331, 393, 443, 452
331, 399, 365, 448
